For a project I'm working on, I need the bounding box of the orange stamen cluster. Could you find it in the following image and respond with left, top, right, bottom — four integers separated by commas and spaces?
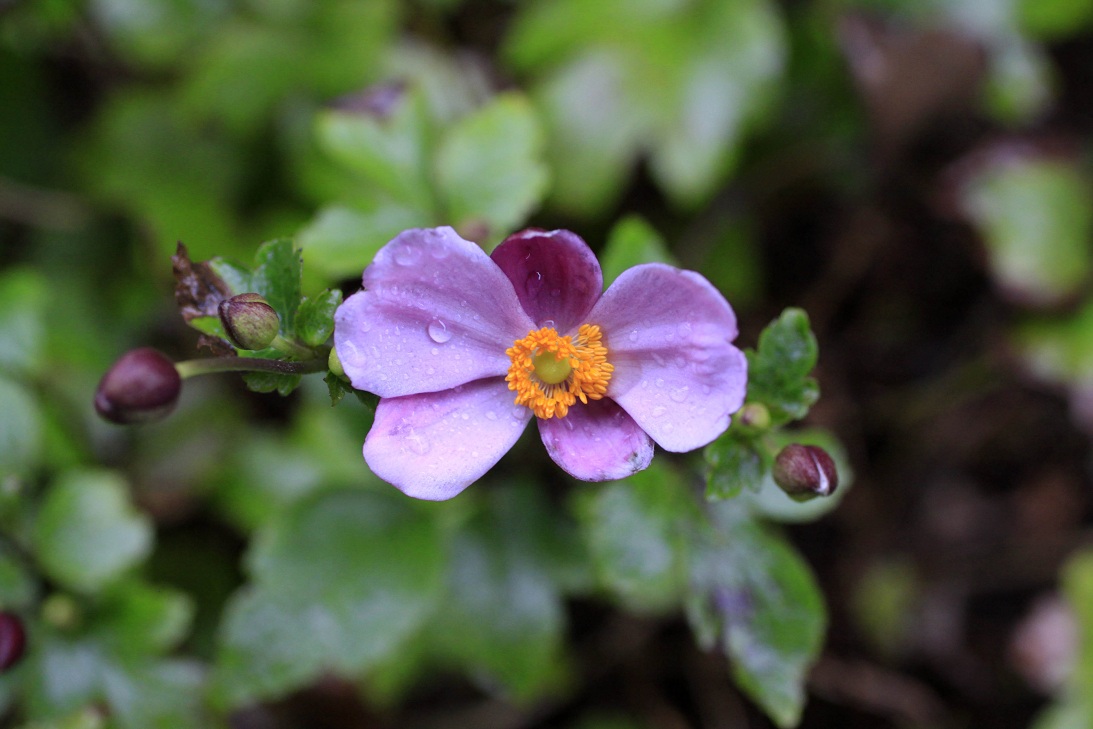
506, 324, 613, 419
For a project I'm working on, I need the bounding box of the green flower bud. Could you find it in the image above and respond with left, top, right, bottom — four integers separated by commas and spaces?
737, 402, 771, 431
219, 293, 280, 350
94, 348, 181, 424
772, 444, 838, 501
328, 346, 345, 379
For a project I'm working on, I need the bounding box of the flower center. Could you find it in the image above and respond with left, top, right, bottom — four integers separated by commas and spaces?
506, 324, 613, 419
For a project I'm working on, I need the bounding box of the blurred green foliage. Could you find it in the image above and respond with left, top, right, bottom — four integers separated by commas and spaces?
4, 0, 1090, 725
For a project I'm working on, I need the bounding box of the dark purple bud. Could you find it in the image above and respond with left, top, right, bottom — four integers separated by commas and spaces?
0, 612, 26, 672
772, 444, 838, 501
218, 293, 280, 351
94, 348, 181, 425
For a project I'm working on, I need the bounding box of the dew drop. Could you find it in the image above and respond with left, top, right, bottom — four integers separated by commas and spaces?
670, 386, 689, 403
393, 245, 419, 266
486, 411, 498, 421
526, 271, 544, 296
654, 378, 665, 388
543, 319, 556, 329
677, 322, 693, 338
641, 379, 650, 389
628, 330, 639, 343
663, 423, 674, 434
426, 366, 435, 375
431, 347, 439, 356
427, 320, 452, 344
652, 406, 667, 417
359, 321, 371, 333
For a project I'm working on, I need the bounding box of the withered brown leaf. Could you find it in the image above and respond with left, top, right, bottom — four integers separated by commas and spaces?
172, 242, 236, 356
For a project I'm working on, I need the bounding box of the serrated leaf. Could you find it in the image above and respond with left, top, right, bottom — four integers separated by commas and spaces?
747, 308, 819, 425
573, 462, 696, 613
687, 515, 826, 728
430, 513, 567, 700
434, 93, 548, 243
704, 433, 767, 500
315, 89, 435, 212
212, 489, 445, 706
325, 371, 351, 406
297, 203, 424, 280
249, 239, 302, 336
33, 470, 153, 594
599, 215, 676, 288
296, 289, 342, 347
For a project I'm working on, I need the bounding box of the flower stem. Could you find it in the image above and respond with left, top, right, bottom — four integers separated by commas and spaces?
175, 356, 327, 379
270, 334, 316, 361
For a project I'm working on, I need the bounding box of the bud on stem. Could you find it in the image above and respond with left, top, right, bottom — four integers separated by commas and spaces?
218, 293, 280, 351
94, 348, 182, 424
772, 444, 838, 501
0, 611, 26, 672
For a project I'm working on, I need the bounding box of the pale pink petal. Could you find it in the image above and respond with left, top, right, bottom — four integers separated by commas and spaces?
589, 264, 747, 452
363, 378, 533, 500
334, 227, 535, 398
537, 399, 653, 481
491, 229, 602, 334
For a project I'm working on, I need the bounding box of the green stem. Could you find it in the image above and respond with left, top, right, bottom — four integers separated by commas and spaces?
175, 356, 327, 379
270, 334, 316, 360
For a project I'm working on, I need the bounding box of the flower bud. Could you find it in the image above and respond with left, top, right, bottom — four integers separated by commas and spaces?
94, 348, 182, 425
772, 444, 838, 501
737, 402, 771, 431
0, 611, 26, 672
218, 293, 280, 351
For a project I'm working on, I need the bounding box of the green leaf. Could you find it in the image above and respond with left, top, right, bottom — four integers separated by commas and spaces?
747, 308, 819, 426
704, 433, 767, 500
573, 462, 696, 613
1018, 0, 1093, 39
249, 239, 302, 336
33, 470, 153, 594
0, 267, 47, 375
242, 370, 301, 397
687, 514, 826, 728
295, 289, 342, 347
434, 93, 549, 243
959, 155, 1093, 306
0, 374, 43, 479
315, 88, 435, 212
599, 215, 677, 288
101, 659, 207, 729
430, 515, 567, 700
211, 489, 446, 706
297, 203, 424, 280
90, 582, 194, 660
0, 544, 36, 609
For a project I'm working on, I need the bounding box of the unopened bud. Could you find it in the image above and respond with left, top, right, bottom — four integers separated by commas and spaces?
0, 611, 26, 672
737, 402, 771, 431
328, 347, 345, 378
772, 444, 838, 501
219, 293, 280, 351
94, 348, 181, 425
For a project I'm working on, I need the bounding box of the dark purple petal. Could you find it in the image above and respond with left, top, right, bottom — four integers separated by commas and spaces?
363, 378, 533, 500
334, 227, 535, 398
491, 229, 603, 334
537, 398, 653, 481
589, 264, 747, 452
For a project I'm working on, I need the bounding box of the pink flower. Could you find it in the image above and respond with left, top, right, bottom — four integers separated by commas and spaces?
334, 227, 747, 500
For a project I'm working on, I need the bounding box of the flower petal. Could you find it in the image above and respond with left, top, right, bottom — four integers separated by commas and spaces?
590, 263, 747, 452
537, 399, 653, 481
363, 378, 533, 500
334, 227, 535, 398
491, 229, 603, 333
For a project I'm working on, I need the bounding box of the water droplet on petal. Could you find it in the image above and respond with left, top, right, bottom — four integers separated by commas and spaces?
677, 322, 693, 338
652, 406, 667, 417
393, 246, 419, 266
431, 347, 439, 355
543, 319, 556, 329
486, 411, 498, 421
663, 423, 674, 434
426, 366, 435, 375
526, 271, 544, 296
359, 321, 372, 333
654, 378, 665, 388
427, 320, 452, 344
670, 386, 689, 403
628, 330, 639, 343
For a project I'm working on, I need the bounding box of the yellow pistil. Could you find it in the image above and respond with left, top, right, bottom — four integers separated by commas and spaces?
506, 324, 614, 419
